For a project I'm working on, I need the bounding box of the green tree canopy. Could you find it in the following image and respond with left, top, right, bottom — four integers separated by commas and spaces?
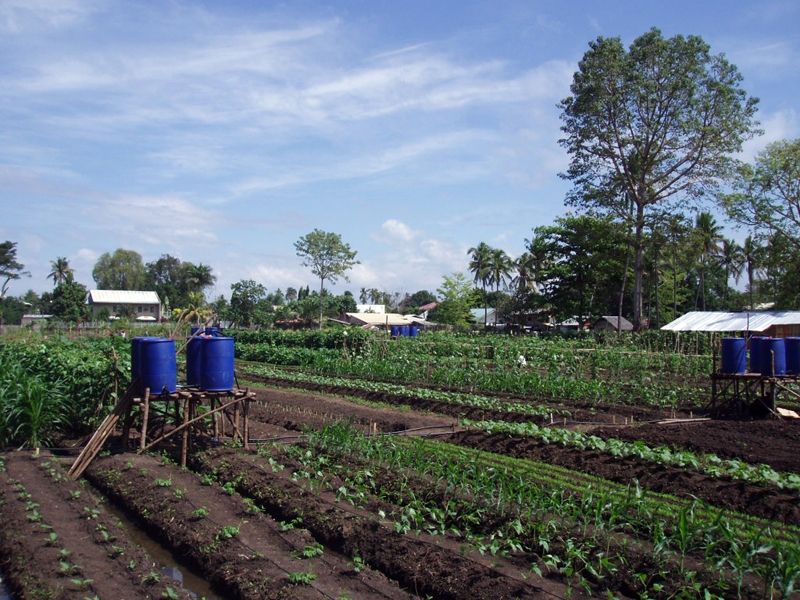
92, 249, 147, 290
724, 138, 800, 251
48, 257, 74, 287
50, 276, 89, 322
434, 272, 477, 328
229, 279, 267, 328
294, 229, 359, 328
559, 28, 759, 329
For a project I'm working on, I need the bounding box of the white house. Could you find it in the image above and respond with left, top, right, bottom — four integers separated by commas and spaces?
87, 290, 163, 321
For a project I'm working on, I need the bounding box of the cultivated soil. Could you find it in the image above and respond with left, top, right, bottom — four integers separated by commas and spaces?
0, 451, 192, 600
86, 453, 416, 600
592, 418, 800, 473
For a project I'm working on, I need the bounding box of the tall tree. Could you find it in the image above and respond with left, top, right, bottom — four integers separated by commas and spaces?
229, 280, 267, 328
487, 247, 512, 318
434, 273, 477, 328
559, 28, 759, 329
742, 235, 763, 309
724, 139, 800, 250
717, 238, 744, 307
0, 241, 29, 326
92, 249, 147, 290
294, 230, 359, 329
184, 262, 216, 295
48, 257, 74, 287
467, 242, 492, 325
146, 254, 186, 310
693, 212, 723, 310
50, 276, 89, 323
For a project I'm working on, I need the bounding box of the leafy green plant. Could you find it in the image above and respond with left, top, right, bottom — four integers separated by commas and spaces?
299, 543, 324, 559
154, 478, 172, 488
191, 506, 209, 519
216, 524, 240, 540
288, 571, 317, 585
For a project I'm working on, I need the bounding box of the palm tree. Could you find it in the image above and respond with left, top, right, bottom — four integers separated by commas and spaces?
693, 212, 723, 310
487, 248, 512, 323
742, 235, 763, 309
185, 263, 216, 294
717, 239, 744, 307
512, 252, 538, 296
48, 257, 73, 287
467, 242, 492, 325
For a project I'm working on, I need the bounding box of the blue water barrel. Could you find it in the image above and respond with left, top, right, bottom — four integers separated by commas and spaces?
409, 325, 419, 338
390, 325, 400, 337
186, 335, 205, 387
400, 325, 410, 337
761, 338, 787, 376
201, 336, 235, 392
785, 337, 800, 374
205, 326, 220, 337
190, 326, 202, 335
140, 338, 177, 394
749, 336, 768, 373
131, 336, 160, 382
720, 338, 746, 374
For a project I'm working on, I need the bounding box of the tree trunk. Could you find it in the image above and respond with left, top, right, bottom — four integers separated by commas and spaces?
618, 245, 631, 334
653, 243, 660, 328
700, 258, 706, 311
483, 283, 487, 326
318, 277, 325, 330
632, 204, 646, 330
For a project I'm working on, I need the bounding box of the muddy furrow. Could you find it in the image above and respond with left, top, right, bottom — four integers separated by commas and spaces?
86, 453, 415, 600
446, 431, 800, 526
194, 447, 557, 600
0, 452, 191, 600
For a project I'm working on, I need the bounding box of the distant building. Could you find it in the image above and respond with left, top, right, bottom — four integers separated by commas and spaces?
87, 290, 162, 321
593, 316, 634, 332
20, 314, 52, 327
661, 311, 800, 337
355, 304, 385, 314
470, 307, 499, 326
344, 312, 411, 328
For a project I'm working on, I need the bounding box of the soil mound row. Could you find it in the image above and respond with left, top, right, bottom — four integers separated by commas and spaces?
86, 453, 414, 600
0, 452, 192, 600
446, 431, 800, 525
194, 447, 554, 600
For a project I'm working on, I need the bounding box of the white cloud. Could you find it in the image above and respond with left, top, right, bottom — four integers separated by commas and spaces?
247, 264, 306, 290
740, 109, 798, 161
379, 219, 415, 243
0, 0, 100, 33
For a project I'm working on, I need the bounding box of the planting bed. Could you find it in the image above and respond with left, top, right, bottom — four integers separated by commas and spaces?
445, 430, 800, 525
247, 386, 456, 437
86, 453, 416, 600
192, 446, 563, 600
593, 419, 800, 473
0, 452, 192, 600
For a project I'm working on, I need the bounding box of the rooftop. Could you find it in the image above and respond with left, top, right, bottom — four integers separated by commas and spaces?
661, 311, 800, 332
87, 290, 161, 305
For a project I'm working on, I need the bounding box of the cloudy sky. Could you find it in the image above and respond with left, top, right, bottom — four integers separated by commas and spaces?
1, 0, 798, 299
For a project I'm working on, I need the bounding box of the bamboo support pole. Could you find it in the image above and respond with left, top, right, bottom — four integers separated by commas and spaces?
180, 398, 190, 467
139, 397, 245, 452
139, 388, 150, 452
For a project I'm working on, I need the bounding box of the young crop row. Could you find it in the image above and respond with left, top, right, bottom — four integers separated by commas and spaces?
266, 424, 799, 598
463, 420, 800, 491
0, 337, 130, 447
241, 363, 562, 418
238, 345, 703, 407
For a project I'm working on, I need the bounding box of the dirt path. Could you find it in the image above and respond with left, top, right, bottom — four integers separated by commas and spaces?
0, 452, 191, 600
247, 386, 456, 437
87, 453, 415, 600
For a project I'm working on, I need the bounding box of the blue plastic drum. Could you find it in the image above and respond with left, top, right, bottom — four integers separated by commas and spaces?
200, 336, 235, 392
139, 338, 177, 394
720, 337, 746, 374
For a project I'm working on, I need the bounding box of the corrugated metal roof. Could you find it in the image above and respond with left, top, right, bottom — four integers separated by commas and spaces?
345, 312, 410, 326
88, 290, 161, 304
661, 311, 800, 332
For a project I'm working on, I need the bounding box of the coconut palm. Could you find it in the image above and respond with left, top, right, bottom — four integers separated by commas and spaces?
467, 242, 492, 325
694, 212, 723, 310
512, 252, 538, 295
717, 238, 744, 307
48, 257, 73, 287
742, 235, 763, 309
487, 248, 513, 322
184, 263, 216, 298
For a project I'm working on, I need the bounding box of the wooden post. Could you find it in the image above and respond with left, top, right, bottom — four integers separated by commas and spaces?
243, 399, 250, 450
180, 398, 189, 468
233, 402, 241, 444
139, 388, 151, 452
211, 397, 218, 440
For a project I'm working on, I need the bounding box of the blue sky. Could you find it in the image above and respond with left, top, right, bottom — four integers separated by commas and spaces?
1, 0, 798, 300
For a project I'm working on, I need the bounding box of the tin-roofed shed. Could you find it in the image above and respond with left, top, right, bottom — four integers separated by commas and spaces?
661, 311, 800, 337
